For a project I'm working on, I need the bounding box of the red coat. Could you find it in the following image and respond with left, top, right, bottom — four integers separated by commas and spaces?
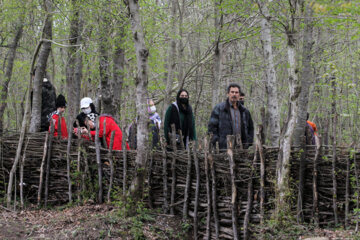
50, 113, 68, 139
90, 116, 130, 150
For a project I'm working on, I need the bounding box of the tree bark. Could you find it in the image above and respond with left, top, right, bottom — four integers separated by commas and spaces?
112, 24, 126, 119
66, 0, 82, 127
0, 17, 24, 134
29, 0, 53, 133
162, 0, 177, 119
98, 2, 114, 115
212, 0, 223, 108
125, 0, 149, 201
293, 4, 314, 146
258, 0, 280, 146
275, 0, 301, 219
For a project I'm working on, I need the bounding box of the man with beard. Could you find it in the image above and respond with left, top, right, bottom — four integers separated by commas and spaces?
164, 89, 196, 149
208, 83, 254, 149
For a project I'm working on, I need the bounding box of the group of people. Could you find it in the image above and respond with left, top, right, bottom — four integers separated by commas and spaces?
163, 83, 254, 150
47, 95, 130, 151
42, 80, 254, 151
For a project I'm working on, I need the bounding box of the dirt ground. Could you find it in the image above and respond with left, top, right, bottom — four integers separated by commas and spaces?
0, 204, 190, 239
0, 204, 359, 239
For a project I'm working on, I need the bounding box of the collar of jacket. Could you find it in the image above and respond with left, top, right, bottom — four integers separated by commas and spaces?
224, 98, 245, 113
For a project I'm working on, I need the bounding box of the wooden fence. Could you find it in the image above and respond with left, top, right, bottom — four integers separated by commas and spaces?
0, 131, 359, 239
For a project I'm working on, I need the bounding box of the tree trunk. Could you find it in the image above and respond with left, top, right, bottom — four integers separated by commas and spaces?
99, 2, 115, 116
29, 0, 53, 133
212, 0, 223, 108
125, 0, 149, 201
275, 0, 301, 218
258, 0, 280, 146
0, 17, 24, 134
66, 0, 82, 127
112, 24, 126, 120
162, 0, 177, 119
293, 4, 314, 146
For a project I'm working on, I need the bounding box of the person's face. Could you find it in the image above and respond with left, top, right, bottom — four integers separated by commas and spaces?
58, 106, 66, 114
179, 91, 188, 99
148, 100, 155, 107
227, 87, 240, 103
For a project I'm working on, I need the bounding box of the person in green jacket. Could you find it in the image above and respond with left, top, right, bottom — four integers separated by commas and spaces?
164, 89, 196, 149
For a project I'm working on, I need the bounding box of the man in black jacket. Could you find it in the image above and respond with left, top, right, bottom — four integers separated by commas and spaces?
208, 83, 254, 149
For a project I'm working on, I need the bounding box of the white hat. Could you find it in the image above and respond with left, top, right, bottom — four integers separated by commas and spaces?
80, 97, 93, 109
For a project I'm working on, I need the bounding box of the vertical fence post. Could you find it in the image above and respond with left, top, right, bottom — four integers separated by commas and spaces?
209, 137, 219, 239
193, 141, 200, 240
45, 119, 55, 207
182, 141, 192, 219
204, 136, 211, 240
107, 131, 115, 203
170, 124, 177, 215
227, 135, 239, 240
161, 137, 169, 213
66, 126, 73, 203
38, 132, 49, 206
95, 118, 103, 203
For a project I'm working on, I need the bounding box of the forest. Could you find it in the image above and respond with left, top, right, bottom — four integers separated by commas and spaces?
0, 0, 360, 239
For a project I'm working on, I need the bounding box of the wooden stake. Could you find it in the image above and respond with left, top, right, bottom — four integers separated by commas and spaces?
161, 137, 169, 213
20, 138, 29, 209
95, 118, 103, 203
312, 137, 321, 227
107, 131, 115, 203
182, 142, 192, 219
209, 149, 219, 239
256, 126, 265, 224
66, 126, 73, 203
345, 149, 350, 228
354, 148, 360, 232
204, 136, 211, 240
45, 119, 55, 207
38, 132, 49, 206
297, 136, 306, 223
244, 143, 256, 240
227, 135, 238, 240
122, 128, 128, 193
193, 141, 200, 240
170, 124, 177, 215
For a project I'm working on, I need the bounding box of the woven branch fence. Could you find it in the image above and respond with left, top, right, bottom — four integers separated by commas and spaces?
0, 131, 359, 239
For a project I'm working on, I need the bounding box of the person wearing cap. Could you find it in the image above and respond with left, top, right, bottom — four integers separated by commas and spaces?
163, 89, 196, 149
48, 94, 68, 139
77, 112, 130, 150
80, 97, 99, 122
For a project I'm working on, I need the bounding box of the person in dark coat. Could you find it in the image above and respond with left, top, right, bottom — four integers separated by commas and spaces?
163, 89, 196, 149
30, 68, 57, 132
208, 83, 254, 149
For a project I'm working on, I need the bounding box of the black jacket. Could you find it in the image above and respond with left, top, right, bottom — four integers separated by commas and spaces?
208, 99, 254, 149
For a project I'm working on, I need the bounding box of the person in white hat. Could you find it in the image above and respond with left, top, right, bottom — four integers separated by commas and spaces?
80, 97, 99, 122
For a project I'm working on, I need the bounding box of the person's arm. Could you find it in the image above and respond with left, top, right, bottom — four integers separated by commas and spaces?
208, 105, 220, 145
163, 105, 172, 143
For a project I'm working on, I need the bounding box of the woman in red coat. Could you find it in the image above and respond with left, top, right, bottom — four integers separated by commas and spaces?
79, 113, 129, 150
48, 94, 68, 139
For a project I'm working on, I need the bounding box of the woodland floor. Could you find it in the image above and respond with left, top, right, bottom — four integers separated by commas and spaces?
0, 203, 359, 239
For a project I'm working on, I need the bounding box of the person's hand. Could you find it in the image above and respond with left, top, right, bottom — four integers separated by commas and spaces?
81, 127, 88, 134
73, 128, 78, 134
